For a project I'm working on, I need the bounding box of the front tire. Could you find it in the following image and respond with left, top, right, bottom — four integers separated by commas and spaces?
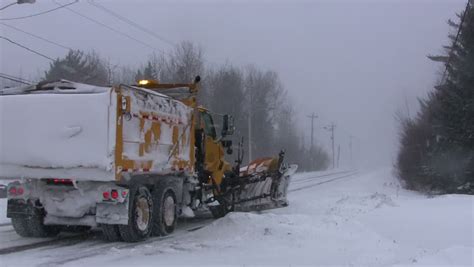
209, 204, 228, 219
209, 197, 234, 219
152, 187, 177, 236
118, 186, 153, 242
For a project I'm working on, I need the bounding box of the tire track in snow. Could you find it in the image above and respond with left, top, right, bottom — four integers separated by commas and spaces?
39, 218, 215, 266
0, 232, 94, 255
0, 217, 214, 261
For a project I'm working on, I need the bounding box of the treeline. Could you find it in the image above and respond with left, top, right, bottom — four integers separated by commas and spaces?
396, 2, 473, 194
41, 41, 330, 170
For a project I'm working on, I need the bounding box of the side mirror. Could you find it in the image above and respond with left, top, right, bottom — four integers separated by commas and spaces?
221, 140, 232, 148
221, 140, 233, 155
222, 115, 235, 137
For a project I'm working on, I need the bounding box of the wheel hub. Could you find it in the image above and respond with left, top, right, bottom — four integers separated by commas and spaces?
163, 195, 175, 227
136, 197, 150, 231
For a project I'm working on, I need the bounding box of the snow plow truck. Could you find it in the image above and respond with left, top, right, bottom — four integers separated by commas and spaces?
0, 77, 297, 242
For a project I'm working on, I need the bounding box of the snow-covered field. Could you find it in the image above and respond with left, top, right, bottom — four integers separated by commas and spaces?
0, 168, 472, 266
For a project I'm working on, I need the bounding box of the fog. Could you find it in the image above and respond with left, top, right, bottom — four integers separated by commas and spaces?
0, 0, 466, 168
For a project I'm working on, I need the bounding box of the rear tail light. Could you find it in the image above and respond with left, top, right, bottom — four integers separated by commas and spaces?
17, 187, 24, 195
8, 187, 17, 195
101, 189, 128, 202
8, 186, 24, 196
111, 190, 119, 199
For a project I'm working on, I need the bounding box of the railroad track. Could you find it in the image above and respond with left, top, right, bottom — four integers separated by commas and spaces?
291, 170, 354, 184
289, 171, 359, 192
0, 232, 94, 255
0, 217, 214, 256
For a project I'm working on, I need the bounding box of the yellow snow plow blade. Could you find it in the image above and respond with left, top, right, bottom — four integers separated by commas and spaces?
207, 152, 298, 217
235, 159, 298, 212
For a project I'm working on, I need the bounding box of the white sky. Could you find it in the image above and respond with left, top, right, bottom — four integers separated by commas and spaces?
0, 0, 467, 168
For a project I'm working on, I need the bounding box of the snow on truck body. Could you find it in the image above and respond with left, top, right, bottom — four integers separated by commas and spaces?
0, 85, 116, 181
0, 81, 193, 181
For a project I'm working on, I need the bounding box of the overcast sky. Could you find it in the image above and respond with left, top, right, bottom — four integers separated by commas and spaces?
0, 0, 467, 168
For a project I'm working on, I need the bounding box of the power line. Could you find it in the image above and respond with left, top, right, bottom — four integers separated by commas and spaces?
0, 75, 30, 85
0, 2, 17, 11
87, 0, 175, 47
0, 0, 78, 21
0, 74, 31, 85
52, 0, 168, 56
0, 35, 54, 61
0, 22, 72, 50
0, 72, 33, 84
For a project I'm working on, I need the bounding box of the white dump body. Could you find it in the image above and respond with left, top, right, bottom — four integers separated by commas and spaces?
0, 83, 116, 181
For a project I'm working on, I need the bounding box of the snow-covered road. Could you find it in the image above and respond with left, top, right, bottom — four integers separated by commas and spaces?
0, 169, 472, 266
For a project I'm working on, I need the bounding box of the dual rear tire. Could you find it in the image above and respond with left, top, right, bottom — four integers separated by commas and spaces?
118, 186, 154, 242
102, 185, 177, 242
12, 215, 60, 238
152, 187, 177, 237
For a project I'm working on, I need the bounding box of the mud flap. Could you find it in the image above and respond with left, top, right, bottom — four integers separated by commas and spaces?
96, 202, 129, 225
7, 199, 36, 218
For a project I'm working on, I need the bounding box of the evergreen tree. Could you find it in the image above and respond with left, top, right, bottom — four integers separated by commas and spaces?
429, 0, 474, 191
397, 1, 473, 193
44, 50, 108, 86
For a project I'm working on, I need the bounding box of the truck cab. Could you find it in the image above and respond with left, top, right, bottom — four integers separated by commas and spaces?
196, 107, 234, 189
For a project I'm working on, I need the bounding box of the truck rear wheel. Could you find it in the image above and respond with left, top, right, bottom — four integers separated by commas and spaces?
28, 216, 60, 237
12, 216, 60, 237
118, 186, 153, 242
152, 188, 177, 236
11, 217, 31, 237
101, 224, 122, 242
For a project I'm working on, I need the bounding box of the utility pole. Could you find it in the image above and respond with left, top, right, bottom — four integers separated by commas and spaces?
324, 123, 336, 169
337, 145, 341, 168
248, 91, 253, 163
248, 109, 252, 163
349, 135, 353, 167
306, 113, 318, 149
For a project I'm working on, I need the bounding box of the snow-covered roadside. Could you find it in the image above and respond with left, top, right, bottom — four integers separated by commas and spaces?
0, 168, 472, 266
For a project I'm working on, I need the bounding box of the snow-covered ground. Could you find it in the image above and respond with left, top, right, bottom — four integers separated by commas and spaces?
0, 168, 472, 266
